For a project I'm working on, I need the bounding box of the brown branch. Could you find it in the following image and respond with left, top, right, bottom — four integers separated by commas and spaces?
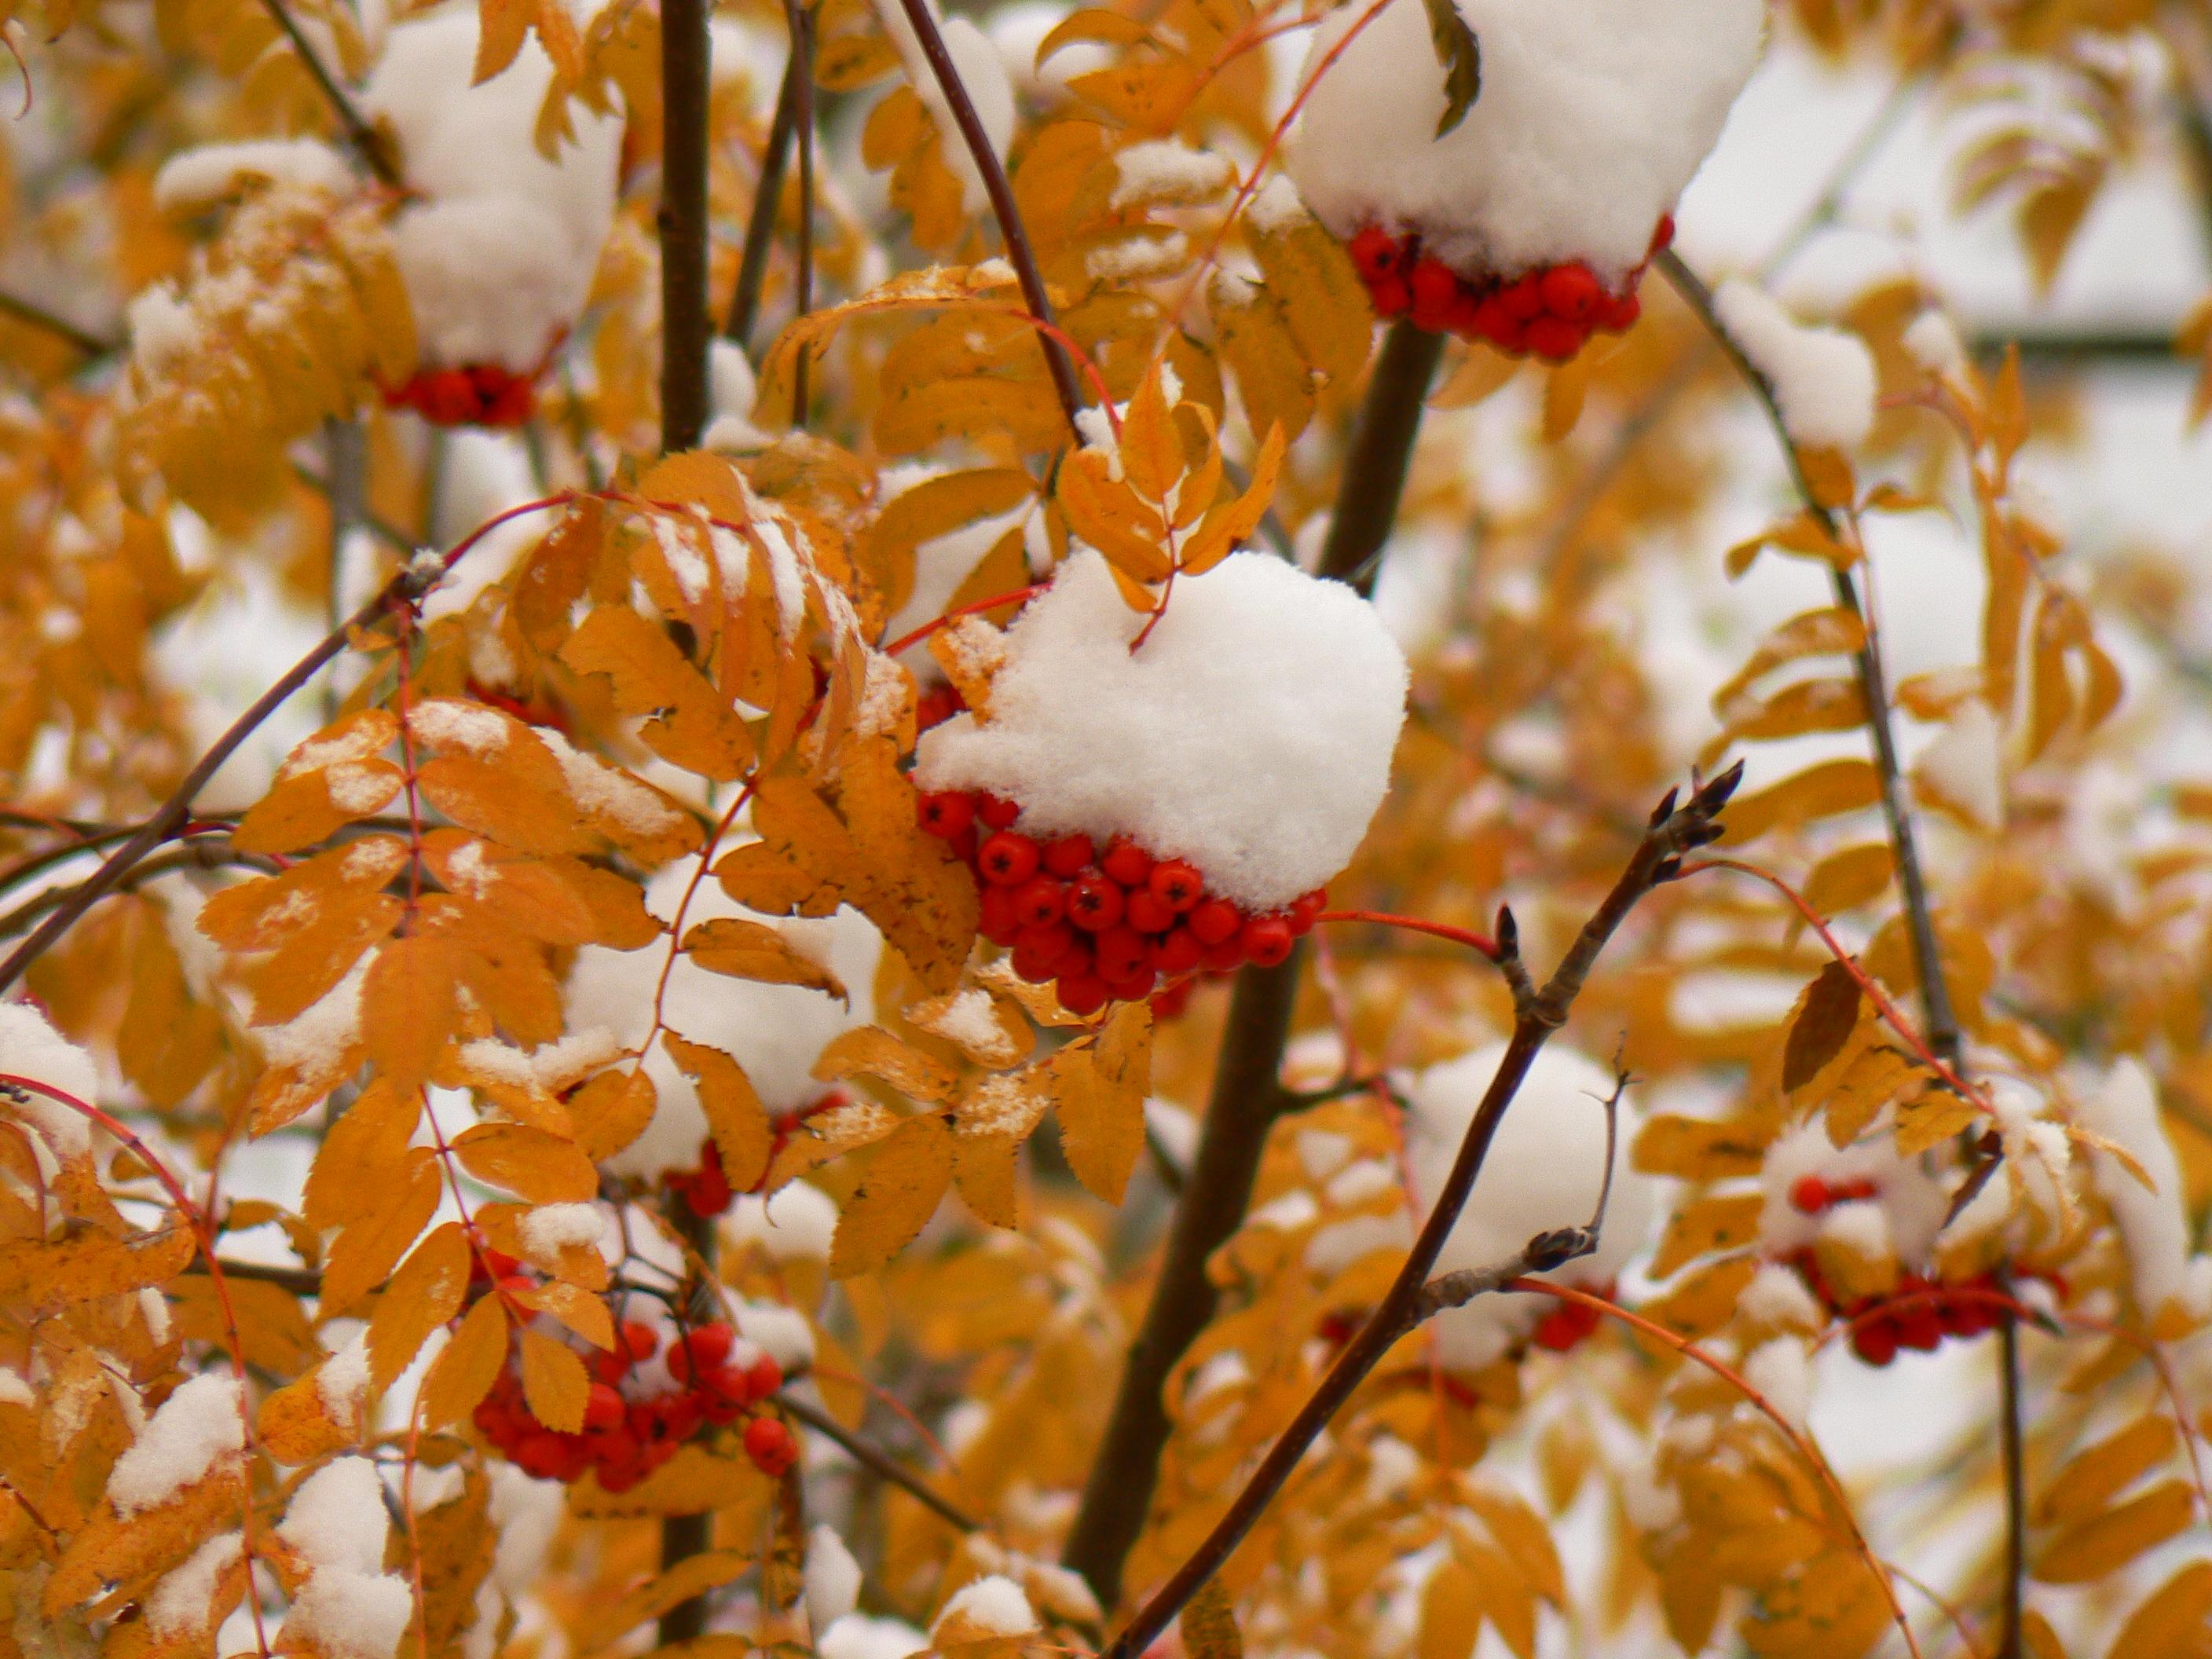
890, 0, 1084, 430
659, 0, 713, 453
0, 840, 280, 941
785, 0, 816, 423
723, 54, 800, 350
1060, 317, 1445, 1610
775, 1391, 980, 1533
255, 0, 398, 186
658, 1202, 720, 1645
1097, 766, 1741, 1659
0, 287, 115, 357
291, 460, 416, 551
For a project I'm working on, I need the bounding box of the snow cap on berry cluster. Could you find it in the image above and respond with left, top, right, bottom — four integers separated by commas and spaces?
1756, 1119, 1949, 1265
364, 6, 621, 372
1402, 1042, 1656, 1371
914, 550, 1408, 913
1287, 0, 1765, 284
565, 855, 882, 1182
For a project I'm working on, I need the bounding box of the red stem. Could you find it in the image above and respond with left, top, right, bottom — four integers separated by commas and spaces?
1315, 907, 1501, 961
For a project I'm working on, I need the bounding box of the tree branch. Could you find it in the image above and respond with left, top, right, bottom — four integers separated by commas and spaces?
776, 1390, 980, 1533
659, 0, 713, 453
890, 0, 1084, 430
0, 287, 115, 357
1060, 318, 1443, 1611
784, 0, 816, 423
255, 0, 398, 186
1096, 767, 1741, 1659
723, 55, 800, 350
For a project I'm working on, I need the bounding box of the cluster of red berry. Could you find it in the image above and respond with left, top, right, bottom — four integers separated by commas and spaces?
472, 1314, 797, 1491
917, 789, 1324, 1016
1784, 1177, 2031, 1367
383, 364, 536, 427
1344, 217, 1673, 361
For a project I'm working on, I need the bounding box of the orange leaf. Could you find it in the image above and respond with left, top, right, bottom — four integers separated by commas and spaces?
519, 1328, 590, 1433
418, 1293, 508, 1431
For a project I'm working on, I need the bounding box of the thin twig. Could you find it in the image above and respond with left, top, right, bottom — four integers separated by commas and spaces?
785, 0, 816, 423
0, 287, 115, 357
1096, 766, 1742, 1659
0, 840, 280, 941
255, 0, 398, 185
891, 0, 1084, 430
723, 57, 800, 350
777, 1392, 979, 1533
292, 460, 416, 551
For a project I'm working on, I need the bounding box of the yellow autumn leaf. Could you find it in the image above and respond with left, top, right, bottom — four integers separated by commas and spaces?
519, 1328, 591, 1433
828, 1113, 955, 1279
365, 1221, 471, 1395
418, 1293, 508, 1431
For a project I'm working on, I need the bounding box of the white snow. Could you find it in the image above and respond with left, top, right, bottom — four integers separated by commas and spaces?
1818, 1199, 1892, 1260
317, 1330, 370, 1431
1740, 1261, 1824, 1332
732, 1300, 816, 1371
0, 1368, 32, 1407
805, 1525, 864, 1632
153, 141, 352, 214
870, 0, 1016, 221
145, 1531, 243, 1637
538, 727, 687, 839
724, 1181, 840, 1260
0, 1000, 101, 1159
705, 340, 771, 451
364, 8, 621, 372
404, 698, 510, 758
108, 1373, 245, 1515
1401, 1043, 1656, 1370
518, 1202, 607, 1259
255, 952, 369, 1062
1287, 0, 1764, 283
1914, 698, 2005, 829
819, 1614, 929, 1659
1756, 1119, 1950, 1266
1111, 141, 1234, 210
456, 1029, 623, 1093
563, 856, 881, 1182
2076, 1058, 2191, 1320
915, 551, 1408, 912
933, 1574, 1038, 1639
1903, 309, 1968, 378
1712, 280, 1878, 451
487, 1463, 566, 1597
1741, 1337, 1813, 1433
278, 1457, 413, 1659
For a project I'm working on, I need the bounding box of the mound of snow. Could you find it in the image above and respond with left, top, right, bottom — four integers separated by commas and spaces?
0, 1000, 101, 1162
364, 8, 621, 372
1402, 1042, 1656, 1369
1287, 0, 1764, 284
868, 0, 1015, 219
1756, 1118, 1950, 1265
914, 550, 1408, 912
1713, 280, 1877, 451
2078, 1058, 2191, 1321
564, 856, 882, 1182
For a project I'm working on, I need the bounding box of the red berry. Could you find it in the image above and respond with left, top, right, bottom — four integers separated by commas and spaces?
1011, 925, 1075, 983
1013, 876, 1066, 928
1101, 837, 1154, 887
1125, 889, 1177, 934
979, 884, 1023, 945
1602, 291, 1643, 333
1151, 927, 1203, 976
1289, 889, 1327, 934
744, 1416, 798, 1477
745, 1355, 782, 1401
1409, 257, 1459, 333
1042, 834, 1095, 877
584, 1384, 625, 1432
1189, 899, 1242, 946
1539, 263, 1602, 322
1057, 973, 1111, 1016
1148, 861, 1203, 912
1347, 225, 1401, 281
917, 791, 974, 839
978, 831, 1041, 886
1240, 916, 1295, 968
592, 1350, 630, 1386
1067, 873, 1125, 931
1103, 966, 1158, 1003
1150, 979, 1196, 1019
1370, 273, 1412, 318
683, 1324, 735, 1368
1093, 925, 1148, 980
701, 1368, 748, 1422
977, 796, 1021, 830
1200, 937, 1247, 973
1650, 213, 1675, 255
1467, 293, 1514, 346
915, 685, 963, 731
684, 1166, 731, 1216
1851, 1319, 1899, 1367
1499, 276, 1545, 323
1525, 317, 1584, 363
621, 1320, 659, 1361
1894, 1300, 1943, 1353
1789, 1176, 1831, 1214
1530, 1299, 1602, 1352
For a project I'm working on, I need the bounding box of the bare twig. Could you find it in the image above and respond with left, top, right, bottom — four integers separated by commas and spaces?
0, 840, 281, 940
776, 1391, 979, 1533
0, 287, 115, 357
255, 0, 398, 186
723, 56, 800, 350
659, 0, 713, 452
1096, 766, 1741, 1658
890, 0, 1084, 430
1061, 319, 1445, 1610
784, 0, 816, 422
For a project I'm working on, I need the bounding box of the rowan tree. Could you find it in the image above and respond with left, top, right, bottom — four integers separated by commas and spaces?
2, 0, 2211, 1657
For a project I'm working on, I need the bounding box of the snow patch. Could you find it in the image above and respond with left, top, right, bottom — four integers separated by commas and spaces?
1713, 280, 1877, 450
806, 1525, 864, 1632
155, 141, 352, 213
934, 1574, 1038, 1639
108, 1373, 245, 1515
0, 1001, 101, 1160
2077, 1058, 2191, 1320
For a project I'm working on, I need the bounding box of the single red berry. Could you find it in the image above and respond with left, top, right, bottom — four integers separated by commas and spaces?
1603, 291, 1643, 333
1150, 979, 1196, 1019
1125, 888, 1177, 933
745, 1415, 799, 1477
978, 832, 1040, 886
1057, 973, 1111, 1016
1290, 889, 1328, 934
1650, 213, 1675, 255
1013, 876, 1066, 928
1151, 927, 1203, 976
1347, 225, 1401, 281
1409, 257, 1459, 333
661, 1393, 703, 1441
745, 1354, 783, 1402
977, 795, 1021, 830
1370, 273, 1412, 318
1530, 1299, 1603, 1352
917, 791, 974, 839
584, 1384, 626, 1432
1042, 834, 1095, 877
1499, 275, 1545, 323
1189, 899, 1242, 946
1067, 873, 1126, 931
621, 1320, 659, 1361
1240, 916, 1295, 968
1895, 1301, 1943, 1353
1093, 925, 1149, 980
979, 884, 1023, 945
684, 1166, 731, 1216
1539, 262, 1602, 322
1200, 937, 1247, 973
1851, 1318, 1899, 1368
700, 1369, 747, 1423
1101, 837, 1154, 887
1789, 1176, 1831, 1214
496, 1273, 536, 1301
592, 1350, 630, 1386
1467, 293, 1514, 347
1525, 317, 1584, 362
1103, 966, 1158, 1003
1011, 925, 1075, 983
685, 1324, 735, 1368
1148, 860, 1203, 912
915, 685, 964, 731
